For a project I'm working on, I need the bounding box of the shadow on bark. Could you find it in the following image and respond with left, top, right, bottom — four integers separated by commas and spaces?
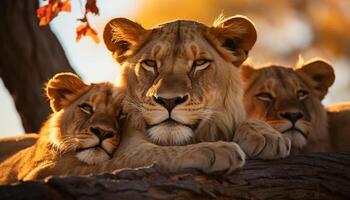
1, 152, 349, 200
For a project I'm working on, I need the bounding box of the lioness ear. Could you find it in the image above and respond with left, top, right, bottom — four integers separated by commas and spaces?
296, 59, 335, 99
211, 15, 257, 67
240, 64, 257, 82
46, 73, 89, 112
103, 18, 149, 63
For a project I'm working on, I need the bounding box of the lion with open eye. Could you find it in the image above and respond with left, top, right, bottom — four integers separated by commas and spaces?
0, 73, 124, 185
0, 16, 292, 178
97, 14, 291, 173
241, 58, 335, 154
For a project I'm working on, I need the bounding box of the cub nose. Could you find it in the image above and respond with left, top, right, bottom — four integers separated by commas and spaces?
90, 127, 115, 140
153, 95, 188, 112
280, 112, 304, 124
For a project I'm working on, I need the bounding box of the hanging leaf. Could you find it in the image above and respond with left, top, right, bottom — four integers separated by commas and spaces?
37, 0, 71, 26
85, 0, 99, 15
74, 0, 100, 43
76, 23, 100, 43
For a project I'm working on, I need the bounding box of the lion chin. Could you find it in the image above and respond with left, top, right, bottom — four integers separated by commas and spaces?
76, 148, 111, 165
283, 130, 308, 150
147, 121, 194, 146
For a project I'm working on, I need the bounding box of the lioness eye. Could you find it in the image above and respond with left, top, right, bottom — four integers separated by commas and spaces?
141, 59, 157, 74
78, 103, 93, 114
192, 59, 211, 71
256, 92, 274, 102
297, 90, 309, 100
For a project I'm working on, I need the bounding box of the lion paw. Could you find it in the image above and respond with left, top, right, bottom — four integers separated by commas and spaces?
180, 141, 246, 174
234, 119, 291, 160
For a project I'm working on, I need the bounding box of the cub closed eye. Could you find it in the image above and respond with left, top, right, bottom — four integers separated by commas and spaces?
256, 92, 274, 102
141, 59, 157, 74
192, 59, 211, 71
78, 103, 93, 114
297, 90, 309, 100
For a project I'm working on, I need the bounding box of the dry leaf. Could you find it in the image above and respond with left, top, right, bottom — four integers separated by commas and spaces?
37, 0, 71, 26
85, 0, 99, 15
37, 0, 100, 42
76, 23, 100, 43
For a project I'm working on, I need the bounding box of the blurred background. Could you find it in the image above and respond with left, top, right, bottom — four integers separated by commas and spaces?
0, 0, 349, 136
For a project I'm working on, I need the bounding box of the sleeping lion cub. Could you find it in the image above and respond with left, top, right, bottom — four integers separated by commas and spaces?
0, 73, 124, 185
241, 58, 335, 154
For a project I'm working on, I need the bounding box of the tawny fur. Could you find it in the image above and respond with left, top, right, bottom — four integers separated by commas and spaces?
327, 102, 350, 151
241, 58, 336, 154
0, 134, 38, 163
0, 73, 123, 185
0, 16, 294, 182
103, 15, 290, 164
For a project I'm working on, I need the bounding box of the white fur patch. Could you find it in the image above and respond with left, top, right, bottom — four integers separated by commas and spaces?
147, 124, 193, 145
269, 120, 310, 150
284, 131, 307, 149
76, 148, 110, 165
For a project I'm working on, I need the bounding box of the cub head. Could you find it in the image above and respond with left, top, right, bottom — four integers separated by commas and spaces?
104, 16, 257, 145
45, 73, 124, 164
241, 58, 335, 154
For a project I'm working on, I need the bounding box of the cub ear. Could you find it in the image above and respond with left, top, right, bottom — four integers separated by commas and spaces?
103, 18, 150, 63
46, 73, 89, 112
240, 64, 257, 82
211, 15, 257, 67
296, 59, 335, 99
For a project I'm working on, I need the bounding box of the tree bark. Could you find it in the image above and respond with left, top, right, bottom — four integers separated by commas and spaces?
0, 0, 75, 132
1, 152, 349, 200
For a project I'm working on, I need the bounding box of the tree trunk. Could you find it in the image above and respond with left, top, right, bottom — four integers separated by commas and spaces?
0, 0, 75, 133
1, 152, 349, 200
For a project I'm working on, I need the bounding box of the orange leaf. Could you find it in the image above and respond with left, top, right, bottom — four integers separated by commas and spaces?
76, 24, 87, 42
37, 0, 71, 26
76, 23, 100, 43
37, 3, 55, 26
59, 0, 71, 12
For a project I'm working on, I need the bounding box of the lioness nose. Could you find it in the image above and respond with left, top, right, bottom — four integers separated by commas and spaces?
280, 112, 304, 124
153, 95, 188, 112
90, 127, 115, 140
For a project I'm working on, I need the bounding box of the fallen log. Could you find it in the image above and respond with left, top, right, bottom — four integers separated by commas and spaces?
0, 152, 349, 200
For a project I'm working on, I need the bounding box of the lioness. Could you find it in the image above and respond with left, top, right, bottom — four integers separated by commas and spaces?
103, 15, 290, 160
0, 73, 123, 184
241, 58, 335, 154
0, 16, 292, 182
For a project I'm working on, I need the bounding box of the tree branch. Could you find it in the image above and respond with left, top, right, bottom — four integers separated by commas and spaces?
1, 152, 350, 200
0, 0, 75, 132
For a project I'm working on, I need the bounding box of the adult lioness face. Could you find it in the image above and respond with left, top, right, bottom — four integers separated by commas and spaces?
241, 59, 335, 153
104, 16, 256, 145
